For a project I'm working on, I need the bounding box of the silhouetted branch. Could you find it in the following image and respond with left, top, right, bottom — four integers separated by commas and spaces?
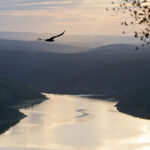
110, 0, 150, 47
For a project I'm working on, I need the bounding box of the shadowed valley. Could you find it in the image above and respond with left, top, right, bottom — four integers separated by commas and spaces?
0, 39, 150, 131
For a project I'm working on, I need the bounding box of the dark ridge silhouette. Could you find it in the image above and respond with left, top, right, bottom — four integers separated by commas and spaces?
38, 31, 65, 42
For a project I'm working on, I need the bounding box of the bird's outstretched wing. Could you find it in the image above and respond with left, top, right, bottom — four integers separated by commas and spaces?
52, 30, 65, 39
46, 31, 65, 41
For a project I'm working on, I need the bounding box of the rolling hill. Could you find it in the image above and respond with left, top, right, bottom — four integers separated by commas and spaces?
19, 44, 150, 95
1, 40, 150, 119
0, 41, 150, 95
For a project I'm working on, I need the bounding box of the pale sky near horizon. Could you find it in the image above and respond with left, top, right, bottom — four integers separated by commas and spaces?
0, 0, 127, 35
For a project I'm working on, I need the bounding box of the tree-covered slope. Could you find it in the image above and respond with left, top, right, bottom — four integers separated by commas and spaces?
0, 79, 45, 107
20, 44, 150, 95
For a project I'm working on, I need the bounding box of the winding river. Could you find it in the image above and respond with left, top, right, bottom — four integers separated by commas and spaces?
0, 94, 150, 150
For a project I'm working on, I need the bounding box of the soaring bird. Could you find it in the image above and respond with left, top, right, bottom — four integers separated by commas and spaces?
38, 31, 65, 42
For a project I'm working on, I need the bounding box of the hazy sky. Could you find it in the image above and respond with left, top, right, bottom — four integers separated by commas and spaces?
0, 0, 125, 35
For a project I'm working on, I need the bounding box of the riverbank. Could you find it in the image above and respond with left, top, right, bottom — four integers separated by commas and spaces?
0, 79, 47, 134
1, 93, 149, 150
0, 105, 25, 134
77, 92, 150, 120
116, 96, 150, 120
0, 98, 46, 134
0, 96, 46, 134
113, 87, 150, 120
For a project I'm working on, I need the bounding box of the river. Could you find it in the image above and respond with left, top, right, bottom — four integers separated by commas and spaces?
0, 93, 150, 150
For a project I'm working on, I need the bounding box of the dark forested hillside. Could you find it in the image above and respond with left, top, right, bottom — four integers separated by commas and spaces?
0, 43, 150, 95
19, 44, 150, 95
0, 79, 45, 106
1, 41, 150, 119
116, 86, 150, 119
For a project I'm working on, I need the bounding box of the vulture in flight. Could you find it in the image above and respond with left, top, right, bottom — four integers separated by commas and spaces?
38, 31, 65, 42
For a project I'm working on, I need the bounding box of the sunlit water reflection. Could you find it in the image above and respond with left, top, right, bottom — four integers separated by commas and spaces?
0, 94, 150, 150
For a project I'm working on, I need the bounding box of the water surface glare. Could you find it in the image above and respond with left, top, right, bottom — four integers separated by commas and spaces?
0, 94, 150, 150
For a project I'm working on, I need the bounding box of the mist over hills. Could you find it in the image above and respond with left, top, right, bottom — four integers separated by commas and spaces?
58, 35, 139, 48
0, 32, 139, 48
0, 32, 38, 41
0, 39, 149, 95
0, 39, 86, 54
